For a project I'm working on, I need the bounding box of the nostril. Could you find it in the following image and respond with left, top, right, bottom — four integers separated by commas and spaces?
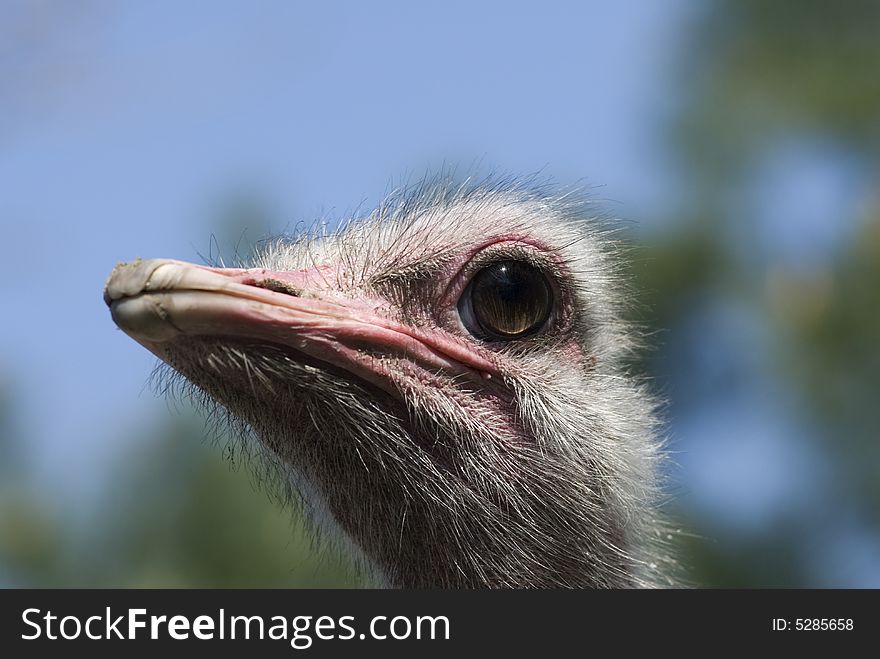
248, 277, 304, 297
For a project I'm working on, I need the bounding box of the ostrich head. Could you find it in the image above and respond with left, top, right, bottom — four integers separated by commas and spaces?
104, 179, 673, 588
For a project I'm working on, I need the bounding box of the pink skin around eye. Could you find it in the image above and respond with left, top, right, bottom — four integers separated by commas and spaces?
437, 235, 580, 354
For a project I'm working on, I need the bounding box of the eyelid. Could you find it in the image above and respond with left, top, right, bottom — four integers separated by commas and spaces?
438, 240, 559, 311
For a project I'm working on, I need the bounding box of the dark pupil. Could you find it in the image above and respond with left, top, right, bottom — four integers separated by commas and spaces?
470, 261, 552, 338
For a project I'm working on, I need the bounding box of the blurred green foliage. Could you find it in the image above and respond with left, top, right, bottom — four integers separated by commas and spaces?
633, 0, 880, 586
1, 396, 359, 587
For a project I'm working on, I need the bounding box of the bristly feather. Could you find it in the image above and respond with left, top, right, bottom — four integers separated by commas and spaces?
152, 173, 680, 588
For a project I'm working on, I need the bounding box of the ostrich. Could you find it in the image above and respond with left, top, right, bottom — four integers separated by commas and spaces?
104, 178, 675, 588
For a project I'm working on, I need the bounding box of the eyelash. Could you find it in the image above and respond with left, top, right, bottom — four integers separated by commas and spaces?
440, 245, 550, 304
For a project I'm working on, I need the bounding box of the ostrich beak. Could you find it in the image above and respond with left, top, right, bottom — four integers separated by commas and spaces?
104, 259, 496, 394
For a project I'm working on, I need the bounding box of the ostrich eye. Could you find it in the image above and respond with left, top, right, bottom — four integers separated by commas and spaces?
459, 260, 553, 340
